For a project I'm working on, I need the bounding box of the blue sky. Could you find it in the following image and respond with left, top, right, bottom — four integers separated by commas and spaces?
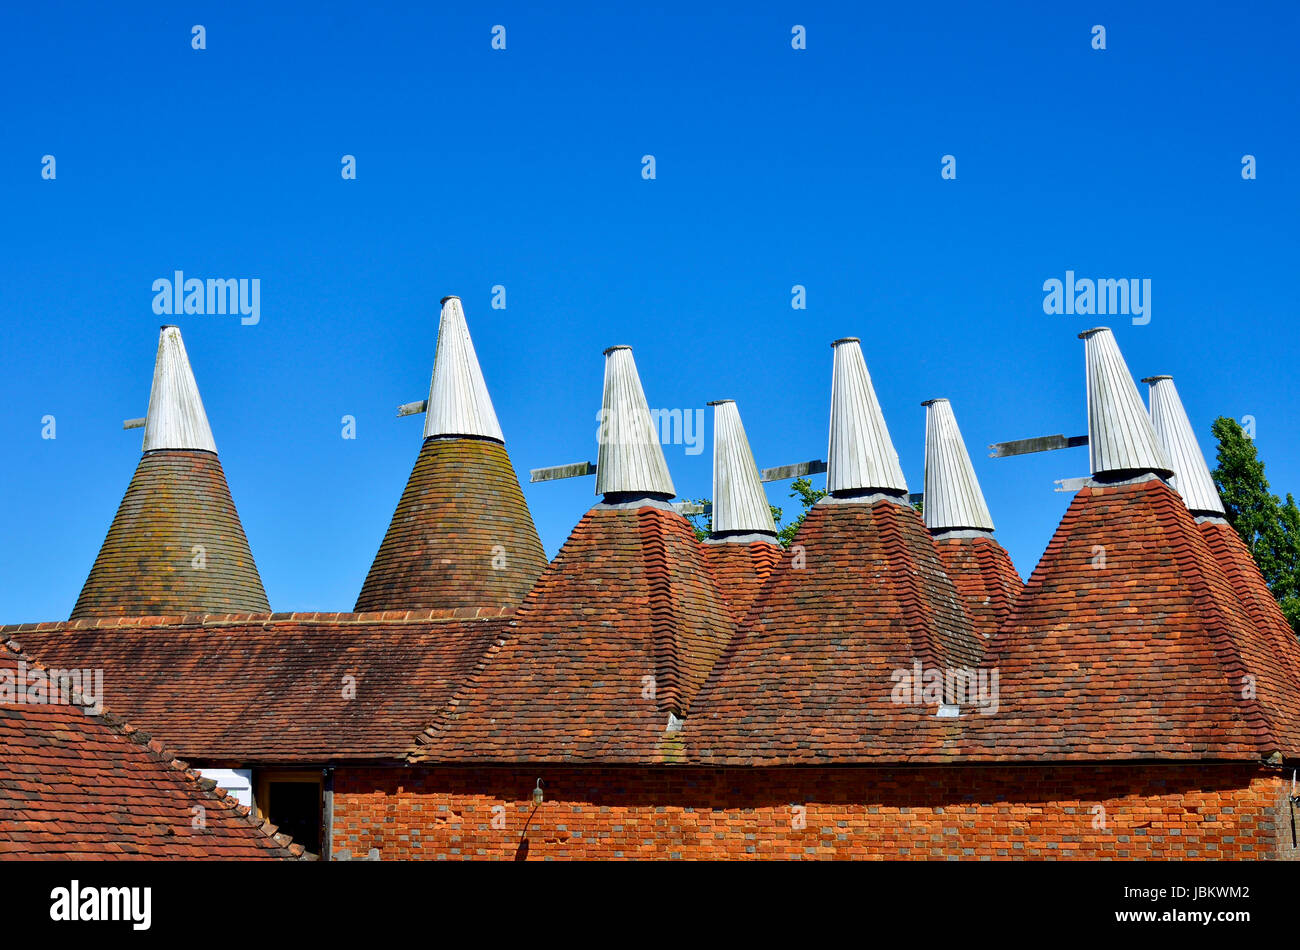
2, 1, 1297, 620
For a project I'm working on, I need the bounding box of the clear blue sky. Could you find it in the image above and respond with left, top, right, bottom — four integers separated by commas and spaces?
2, 1, 1297, 621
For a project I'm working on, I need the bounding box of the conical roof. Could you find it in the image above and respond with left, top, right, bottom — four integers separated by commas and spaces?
965, 475, 1300, 760
594, 346, 675, 498
685, 347, 983, 764
414, 354, 731, 763
1081, 328, 1171, 478
826, 338, 907, 496
960, 331, 1300, 761
1143, 375, 1225, 516
72, 328, 268, 619
355, 301, 546, 612
1143, 375, 1300, 712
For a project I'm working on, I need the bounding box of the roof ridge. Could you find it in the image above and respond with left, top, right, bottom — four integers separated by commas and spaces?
2, 608, 518, 635
0, 637, 305, 858
640, 507, 682, 714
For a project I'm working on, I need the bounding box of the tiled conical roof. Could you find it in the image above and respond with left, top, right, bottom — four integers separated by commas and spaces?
685, 342, 983, 764
921, 398, 1021, 637
413, 347, 733, 763
962, 331, 1300, 761
701, 541, 782, 622
967, 476, 1300, 760
1141, 375, 1300, 713
355, 300, 546, 612
72, 328, 268, 619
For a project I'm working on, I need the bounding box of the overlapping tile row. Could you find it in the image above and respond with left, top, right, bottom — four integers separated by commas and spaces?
1200, 520, 1300, 724
355, 437, 547, 612
934, 534, 1023, 639
5, 613, 507, 763
0, 643, 300, 859
72, 450, 269, 619
685, 497, 982, 764
413, 505, 735, 763
701, 541, 783, 622
962, 477, 1300, 760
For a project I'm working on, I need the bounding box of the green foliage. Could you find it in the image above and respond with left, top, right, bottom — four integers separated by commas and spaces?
775, 477, 826, 548
685, 477, 825, 548
1210, 416, 1300, 632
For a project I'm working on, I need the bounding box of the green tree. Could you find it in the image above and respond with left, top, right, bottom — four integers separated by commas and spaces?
685, 477, 824, 548
1210, 417, 1300, 632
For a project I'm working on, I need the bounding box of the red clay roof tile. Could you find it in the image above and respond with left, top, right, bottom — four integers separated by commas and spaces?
72, 450, 268, 619
0, 641, 300, 859
355, 437, 547, 612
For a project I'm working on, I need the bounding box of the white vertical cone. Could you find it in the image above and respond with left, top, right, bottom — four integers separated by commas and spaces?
826, 338, 907, 495
594, 346, 675, 498
709, 400, 777, 535
922, 398, 994, 532
1080, 328, 1172, 478
424, 296, 505, 441
142, 326, 217, 453
1143, 375, 1226, 516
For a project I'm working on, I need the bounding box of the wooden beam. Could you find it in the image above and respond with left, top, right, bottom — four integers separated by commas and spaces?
122, 417, 146, 430
1054, 476, 1090, 493
673, 502, 712, 516
529, 461, 596, 483
760, 459, 827, 482
988, 434, 1088, 459
396, 399, 428, 417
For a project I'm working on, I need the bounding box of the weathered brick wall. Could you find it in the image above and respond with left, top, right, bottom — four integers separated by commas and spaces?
331, 764, 1298, 860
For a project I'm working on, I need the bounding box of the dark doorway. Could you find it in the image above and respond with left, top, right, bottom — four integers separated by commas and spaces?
259, 775, 322, 855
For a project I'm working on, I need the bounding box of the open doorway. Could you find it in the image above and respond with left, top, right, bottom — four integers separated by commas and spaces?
255, 770, 323, 856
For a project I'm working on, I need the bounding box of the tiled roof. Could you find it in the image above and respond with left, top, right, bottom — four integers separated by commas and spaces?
933, 535, 1023, 639
963, 476, 1300, 761
414, 504, 735, 763
72, 450, 269, 619
1200, 519, 1300, 735
355, 437, 547, 612
4, 611, 509, 764
685, 497, 983, 764
0, 641, 301, 859
701, 540, 783, 622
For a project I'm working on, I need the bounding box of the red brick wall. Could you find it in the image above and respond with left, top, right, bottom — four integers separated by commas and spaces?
330, 763, 1298, 860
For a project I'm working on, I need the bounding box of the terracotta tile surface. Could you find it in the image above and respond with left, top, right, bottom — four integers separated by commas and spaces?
414, 505, 735, 763
355, 437, 548, 612
701, 540, 783, 622
0, 642, 300, 859
73, 450, 268, 619
6, 614, 506, 763
934, 535, 1023, 639
685, 498, 983, 764
962, 477, 1300, 760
